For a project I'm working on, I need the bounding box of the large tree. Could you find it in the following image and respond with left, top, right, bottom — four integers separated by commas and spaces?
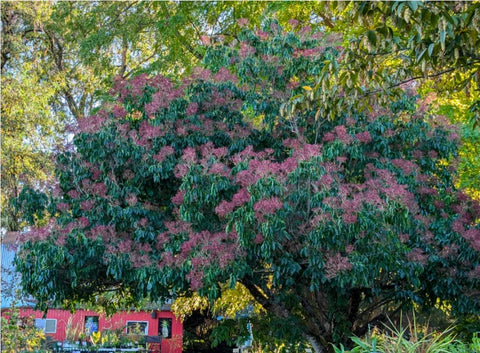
15, 22, 480, 352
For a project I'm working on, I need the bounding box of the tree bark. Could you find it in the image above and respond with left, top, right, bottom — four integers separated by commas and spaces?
304, 334, 326, 353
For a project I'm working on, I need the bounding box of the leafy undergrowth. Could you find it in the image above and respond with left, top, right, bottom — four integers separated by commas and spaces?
333, 322, 480, 353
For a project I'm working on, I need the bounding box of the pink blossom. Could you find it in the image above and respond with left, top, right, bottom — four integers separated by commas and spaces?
237, 18, 249, 27
288, 19, 299, 28
172, 190, 185, 205
186, 270, 203, 290
77, 112, 107, 134
300, 26, 312, 35
192, 67, 212, 81
428, 150, 438, 159
78, 217, 90, 228
126, 194, 138, 206
129, 74, 148, 97
215, 200, 235, 217
293, 48, 319, 58
407, 248, 428, 265
232, 188, 250, 206
256, 30, 269, 40
139, 121, 162, 139
468, 265, 480, 279
342, 212, 358, 224
153, 145, 175, 163
90, 167, 102, 180
287, 81, 300, 90
212, 147, 228, 159
345, 244, 355, 254
448, 131, 459, 141
239, 43, 255, 58
209, 162, 230, 177
29, 219, 57, 241
90, 182, 107, 197
174, 164, 189, 178
131, 254, 152, 268
280, 157, 298, 174
462, 228, 480, 251
182, 147, 197, 163
412, 150, 424, 159
236, 170, 256, 187
295, 144, 322, 161
334, 125, 352, 143
355, 131, 372, 143
56, 202, 70, 211
214, 67, 238, 83
391, 159, 418, 175
55, 234, 66, 247
88, 225, 116, 242
138, 218, 149, 228
112, 105, 127, 119
253, 197, 283, 216
324, 253, 353, 279
323, 132, 335, 143
200, 35, 211, 45
186, 102, 198, 116
123, 169, 135, 180
80, 199, 95, 211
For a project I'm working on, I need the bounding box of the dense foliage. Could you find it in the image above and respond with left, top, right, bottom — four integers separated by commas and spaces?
14, 19, 480, 353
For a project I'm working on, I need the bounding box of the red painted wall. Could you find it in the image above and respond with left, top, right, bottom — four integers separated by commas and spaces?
6, 308, 182, 353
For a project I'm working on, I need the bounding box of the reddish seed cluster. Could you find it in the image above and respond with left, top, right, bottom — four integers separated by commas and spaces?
253, 197, 283, 221
324, 253, 353, 279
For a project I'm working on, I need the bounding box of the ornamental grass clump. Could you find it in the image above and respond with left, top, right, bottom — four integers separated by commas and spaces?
333, 317, 479, 353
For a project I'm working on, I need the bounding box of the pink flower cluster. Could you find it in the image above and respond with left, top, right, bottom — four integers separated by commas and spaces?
239, 43, 255, 58
214, 67, 238, 83
355, 131, 372, 144
237, 18, 249, 27
27, 218, 58, 242
77, 110, 108, 134
391, 159, 418, 175
80, 199, 96, 211
324, 253, 353, 279
253, 197, 283, 220
153, 145, 175, 163
215, 187, 251, 217
406, 248, 428, 265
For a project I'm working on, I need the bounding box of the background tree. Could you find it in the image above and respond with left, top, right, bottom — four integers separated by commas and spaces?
15, 22, 480, 352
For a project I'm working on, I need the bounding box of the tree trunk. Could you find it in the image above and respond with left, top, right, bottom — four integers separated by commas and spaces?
304, 334, 326, 353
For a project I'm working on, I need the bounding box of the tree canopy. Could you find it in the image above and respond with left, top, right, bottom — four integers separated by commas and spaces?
14, 20, 480, 352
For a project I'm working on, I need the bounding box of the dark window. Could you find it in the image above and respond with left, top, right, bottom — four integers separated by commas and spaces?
159, 318, 172, 338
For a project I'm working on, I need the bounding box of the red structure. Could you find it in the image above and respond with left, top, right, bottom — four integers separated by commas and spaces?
9, 308, 182, 353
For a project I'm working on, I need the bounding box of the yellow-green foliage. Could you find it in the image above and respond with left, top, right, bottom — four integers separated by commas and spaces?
172, 282, 262, 321
0, 306, 46, 353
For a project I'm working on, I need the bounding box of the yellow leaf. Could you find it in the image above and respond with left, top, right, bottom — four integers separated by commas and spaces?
302, 85, 312, 91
